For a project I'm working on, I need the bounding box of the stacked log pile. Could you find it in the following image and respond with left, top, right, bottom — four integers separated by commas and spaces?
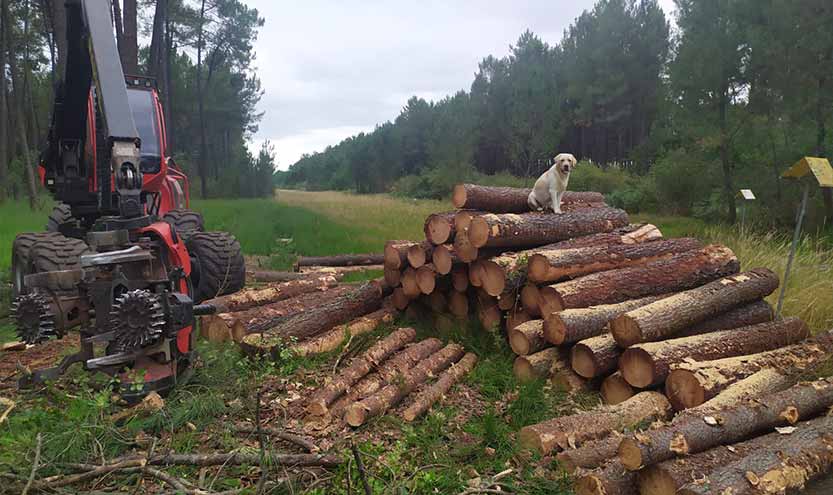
376, 183, 833, 494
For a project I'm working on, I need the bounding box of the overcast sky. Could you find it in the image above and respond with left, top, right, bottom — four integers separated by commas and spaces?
245, 0, 677, 170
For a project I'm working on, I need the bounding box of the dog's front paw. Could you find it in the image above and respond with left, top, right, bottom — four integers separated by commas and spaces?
553, 208, 563, 214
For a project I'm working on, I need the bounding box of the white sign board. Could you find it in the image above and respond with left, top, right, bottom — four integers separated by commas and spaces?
740, 189, 756, 200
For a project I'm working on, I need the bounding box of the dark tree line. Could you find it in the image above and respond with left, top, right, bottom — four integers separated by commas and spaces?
284, 0, 833, 226
0, 0, 273, 205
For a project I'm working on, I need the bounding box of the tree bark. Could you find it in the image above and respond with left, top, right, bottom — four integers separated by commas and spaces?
527, 238, 701, 283
52, 0, 67, 78
451, 183, 605, 212
245, 270, 312, 283
553, 223, 663, 249
196, 0, 208, 198
539, 245, 739, 314
0, 0, 8, 202
618, 376, 833, 471
290, 306, 398, 357
664, 330, 833, 410
519, 392, 672, 455
513, 347, 564, 382
344, 343, 465, 426
576, 460, 637, 495
544, 295, 666, 345
619, 316, 805, 388
402, 352, 477, 421
690, 368, 795, 413
112, 0, 124, 63
294, 254, 385, 270
677, 415, 833, 495
306, 327, 417, 416
202, 276, 338, 313
239, 282, 387, 355
121, 0, 138, 74
384, 240, 414, 270
601, 372, 635, 405
424, 211, 456, 245
611, 269, 779, 347
557, 434, 624, 473
508, 319, 547, 355
8, 2, 38, 209
467, 207, 629, 249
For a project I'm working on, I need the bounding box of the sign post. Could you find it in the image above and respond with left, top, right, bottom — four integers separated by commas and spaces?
777, 157, 833, 317
736, 189, 755, 231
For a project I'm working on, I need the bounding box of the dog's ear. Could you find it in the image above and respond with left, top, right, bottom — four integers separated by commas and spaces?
569, 154, 577, 166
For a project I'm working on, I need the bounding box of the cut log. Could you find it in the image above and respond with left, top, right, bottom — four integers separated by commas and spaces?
391, 288, 410, 310
670, 299, 774, 339
475, 293, 502, 331
415, 264, 436, 294
557, 434, 623, 472
306, 327, 417, 416
509, 319, 548, 356
505, 307, 531, 331
519, 391, 672, 455
468, 260, 485, 287
424, 212, 456, 245
665, 329, 833, 410
520, 284, 542, 317
407, 241, 434, 269
617, 375, 833, 471
620, 316, 806, 388
554, 223, 662, 250
528, 238, 702, 283
298, 265, 384, 276
676, 415, 833, 495
451, 183, 605, 212
637, 423, 787, 495
571, 334, 621, 378
239, 282, 387, 356
200, 286, 353, 343
513, 347, 564, 382
425, 291, 447, 313
576, 461, 637, 495
344, 343, 465, 426
601, 372, 635, 405
453, 209, 482, 233
691, 368, 796, 412
383, 267, 401, 287
467, 207, 629, 249
478, 252, 526, 298
384, 240, 414, 270
431, 244, 456, 275
295, 253, 384, 271
290, 305, 398, 356
246, 270, 308, 283
401, 267, 421, 298
539, 245, 739, 314
544, 295, 666, 345
448, 290, 469, 317
550, 350, 591, 392
452, 228, 478, 263
203, 276, 339, 314
402, 352, 478, 421
611, 269, 779, 347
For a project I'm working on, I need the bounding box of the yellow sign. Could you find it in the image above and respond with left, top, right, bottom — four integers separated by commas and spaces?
782, 157, 833, 187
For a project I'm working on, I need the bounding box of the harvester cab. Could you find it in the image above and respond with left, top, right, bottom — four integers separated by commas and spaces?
10, 0, 246, 401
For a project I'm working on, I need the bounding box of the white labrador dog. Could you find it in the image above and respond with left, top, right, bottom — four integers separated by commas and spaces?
528, 153, 578, 213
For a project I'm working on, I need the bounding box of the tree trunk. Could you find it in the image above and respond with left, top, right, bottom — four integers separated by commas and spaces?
149, 0, 167, 79
519, 392, 672, 455
664, 329, 833, 410
527, 238, 701, 284
554, 223, 663, 249
8, 23, 38, 210
402, 352, 477, 421
203, 276, 338, 313
816, 74, 833, 221
611, 269, 779, 347
557, 435, 624, 473
196, 0, 208, 198
294, 253, 384, 270
637, 427, 784, 495
508, 319, 547, 355
451, 183, 605, 212
620, 316, 805, 388
0, 0, 8, 202
601, 371, 635, 405
344, 343, 465, 426
677, 415, 833, 495
618, 376, 833, 471
424, 211, 456, 245
544, 295, 666, 345
539, 245, 739, 314
690, 368, 795, 413
289, 306, 398, 357
719, 85, 737, 224
406, 242, 433, 269
384, 240, 415, 270
112, 0, 124, 63
513, 346, 565, 382
467, 208, 629, 249
576, 460, 637, 495
306, 327, 417, 416
51, 0, 67, 79
121, 0, 138, 73
571, 333, 621, 378
239, 281, 387, 355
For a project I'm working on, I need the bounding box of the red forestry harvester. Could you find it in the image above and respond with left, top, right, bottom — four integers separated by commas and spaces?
10, 0, 245, 400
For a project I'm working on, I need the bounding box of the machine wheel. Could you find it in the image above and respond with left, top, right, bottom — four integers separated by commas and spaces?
11, 232, 61, 297
187, 231, 246, 303
46, 203, 74, 232
162, 209, 205, 242
29, 235, 92, 274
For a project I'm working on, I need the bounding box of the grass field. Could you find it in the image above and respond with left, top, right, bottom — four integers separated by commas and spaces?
1, 191, 832, 494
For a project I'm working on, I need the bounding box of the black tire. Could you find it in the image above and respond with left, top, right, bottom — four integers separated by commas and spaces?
46, 203, 74, 232
187, 231, 246, 303
29, 235, 92, 274
11, 232, 61, 297
162, 209, 205, 242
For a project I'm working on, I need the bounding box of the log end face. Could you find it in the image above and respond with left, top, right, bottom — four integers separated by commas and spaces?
468, 217, 489, 248
344, 404, 367, 427
665, 369, 705, 411
543, 314, 567, 345
611, 315, 641, 348
571, 344, 597, 378
481, 260, 506, 297
636, 466, 678, 495
527, 254, 548, 283
508, 329, 531, 356
451, 184, 467, 209
307, 400, 328, 417
601, 373, 635, 405
619, 348, 656, 389
538, 287, 564, 316
575, 474, 605, 495
407, 245, 427, 268
520, 285, 541, 316
618, 437, 644, 471
513, 357, 534, 383
427, 217, 452, 245
518, 426, 546, 454
432, 246, 452, 275
780, 405, 799, 424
